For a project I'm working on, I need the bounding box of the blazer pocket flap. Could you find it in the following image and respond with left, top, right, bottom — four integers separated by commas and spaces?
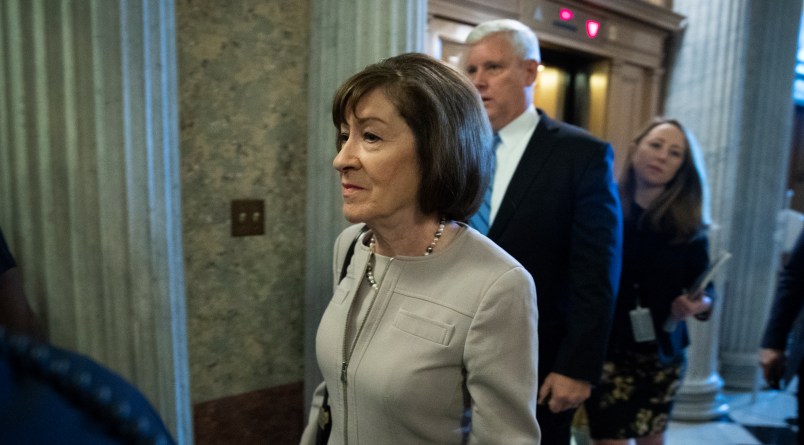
393, 309, 454, 346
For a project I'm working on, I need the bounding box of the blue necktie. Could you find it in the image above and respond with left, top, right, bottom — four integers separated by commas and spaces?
469, 133, 500, 235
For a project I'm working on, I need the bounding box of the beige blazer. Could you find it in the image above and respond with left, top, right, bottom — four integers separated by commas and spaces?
301, 223, 540, 444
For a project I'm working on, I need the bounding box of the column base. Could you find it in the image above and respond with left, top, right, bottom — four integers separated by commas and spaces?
720, 351, 761, 390
671, 372, 729, 421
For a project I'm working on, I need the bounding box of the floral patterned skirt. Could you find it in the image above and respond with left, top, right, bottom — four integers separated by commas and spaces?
584, 348, 685, 440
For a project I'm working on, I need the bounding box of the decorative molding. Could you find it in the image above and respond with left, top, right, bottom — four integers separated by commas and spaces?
581, 0, 685, 31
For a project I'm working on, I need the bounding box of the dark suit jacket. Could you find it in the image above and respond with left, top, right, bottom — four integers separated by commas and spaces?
762, 228, 804, 383
488, 110, 623, 384
610, 204, 710, 364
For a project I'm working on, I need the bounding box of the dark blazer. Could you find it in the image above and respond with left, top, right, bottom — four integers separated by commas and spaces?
488, 110, 623, 383
610, 203, 710, 364
762, 228, 804, 383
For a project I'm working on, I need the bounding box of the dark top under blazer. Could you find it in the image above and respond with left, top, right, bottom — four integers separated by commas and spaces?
762, 228, 804, 383
488, 110, 623, 383
609, 203, 710, 363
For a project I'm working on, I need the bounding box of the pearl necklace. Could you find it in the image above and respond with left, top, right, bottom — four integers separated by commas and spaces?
365, 217, 447, 290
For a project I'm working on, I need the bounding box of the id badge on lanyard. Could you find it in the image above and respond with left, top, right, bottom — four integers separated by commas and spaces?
630, 284, 656, 343
630, 306, 656, 342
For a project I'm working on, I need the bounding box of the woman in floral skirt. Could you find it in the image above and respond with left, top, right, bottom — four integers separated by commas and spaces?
584, 118, 715, 445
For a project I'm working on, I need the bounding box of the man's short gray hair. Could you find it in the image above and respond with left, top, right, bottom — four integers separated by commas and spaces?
466, 19, 541, 63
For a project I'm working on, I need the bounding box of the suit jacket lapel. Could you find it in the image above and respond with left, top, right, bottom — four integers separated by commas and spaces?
785, 312, 804, 384
489, 111, 561, 239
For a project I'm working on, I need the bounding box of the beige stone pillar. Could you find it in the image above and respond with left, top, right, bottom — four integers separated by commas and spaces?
303, 0, 427, 410
665, 0, 801, 419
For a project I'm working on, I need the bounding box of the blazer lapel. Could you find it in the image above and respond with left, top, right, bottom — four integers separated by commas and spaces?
488, 111, 561, 239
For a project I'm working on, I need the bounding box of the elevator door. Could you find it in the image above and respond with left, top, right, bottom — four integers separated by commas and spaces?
535, 47, 609, 140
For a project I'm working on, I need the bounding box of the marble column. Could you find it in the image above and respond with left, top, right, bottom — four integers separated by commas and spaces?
665, 0, 801, 419
303, 0, 427, 411
0, 0, 191, 440
672, 308, 729, 420
716, 0, 802, 391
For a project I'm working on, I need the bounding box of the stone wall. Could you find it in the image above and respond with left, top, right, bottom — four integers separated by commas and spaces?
177, 0, 310, 403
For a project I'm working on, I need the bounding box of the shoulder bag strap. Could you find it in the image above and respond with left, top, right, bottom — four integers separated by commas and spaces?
338, 225, 368, 283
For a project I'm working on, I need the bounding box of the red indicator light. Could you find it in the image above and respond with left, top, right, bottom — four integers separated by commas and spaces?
559, 8, 573, 20
586, 20, 601, 38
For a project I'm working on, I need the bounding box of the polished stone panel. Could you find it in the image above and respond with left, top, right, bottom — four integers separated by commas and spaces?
193, 381, 303, 444
176, 0, 310, 403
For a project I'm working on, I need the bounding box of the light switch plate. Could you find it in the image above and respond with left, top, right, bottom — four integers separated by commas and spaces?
231, 199, 265, 237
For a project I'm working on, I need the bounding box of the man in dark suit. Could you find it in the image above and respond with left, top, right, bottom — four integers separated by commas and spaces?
464, 19, 623, 445
760, 228, 804, 445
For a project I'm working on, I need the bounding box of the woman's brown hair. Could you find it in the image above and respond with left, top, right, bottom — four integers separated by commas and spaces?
619, 118, 711, 242
331, 52, 493, 221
